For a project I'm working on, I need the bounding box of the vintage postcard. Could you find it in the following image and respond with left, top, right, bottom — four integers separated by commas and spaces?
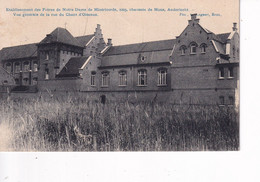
0, 0, 239, 152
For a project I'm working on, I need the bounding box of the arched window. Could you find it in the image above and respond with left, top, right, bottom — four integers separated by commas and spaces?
15, 78, 19, 85
23, 61, 30, 72
200, 43, 207, 53
180, 45, 187, 55
190, 42, 198, 54
137, 69, 147, 86
91, 71, 96, 86
119, 70, 127, 86
5, 62, 12, 73
14, 62, 20, 73
32, 77, 38, 85
101, 71, 109, 87
23, 78, 29, 85
157, 68, 167, 86
45, 69, 49, 80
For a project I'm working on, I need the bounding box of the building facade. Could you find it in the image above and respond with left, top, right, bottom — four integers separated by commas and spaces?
0, 14, 239, 106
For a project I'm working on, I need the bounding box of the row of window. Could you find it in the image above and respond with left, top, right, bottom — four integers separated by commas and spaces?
14, 77, 38, 85
180, 43, 207, 55
90, 69, 168, 87
219, 67, 234, 79
219, 96, 234, 106
5, 62, 38, 73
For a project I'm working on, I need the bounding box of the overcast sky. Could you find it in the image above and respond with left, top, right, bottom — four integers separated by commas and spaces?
0, 0, 239, 49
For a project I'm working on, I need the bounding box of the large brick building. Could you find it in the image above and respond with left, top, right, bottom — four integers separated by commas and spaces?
0, 14, 239, 107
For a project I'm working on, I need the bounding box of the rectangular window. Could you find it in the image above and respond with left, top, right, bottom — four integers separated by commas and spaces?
229, 96, 234, 105
15, 63, 20, 73
45, 69, 49, 80
23, 62, 30, 72
228, 67, 234, 78
138, 70, 147, 86
33, 62, 38, 72
91, 72, 96, 86
6, 63, 12, 73
101, 72, 109, 87
158, 70, 167, 86
119, 71, 127, 86
219, 96, 225, 105
46, 52, 49, 60
219, 67, 224, 79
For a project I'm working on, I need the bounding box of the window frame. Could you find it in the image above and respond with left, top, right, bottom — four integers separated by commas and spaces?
200, 43, 207, 53
228, 67, 234, 78
23, 61, 30, 72
91, 71, 96, 86
137, 69, 147, 86
219, 67, 225, 79
45, 69, 49, 80
180, 45, 187, 55
219, 96, 225, 106
101, 71, 110, 87
5, 62, 12, 73
190, 42, 198, 54
157, 68, 167, 86
118, 71, 127, 86
14, 62, 20, 73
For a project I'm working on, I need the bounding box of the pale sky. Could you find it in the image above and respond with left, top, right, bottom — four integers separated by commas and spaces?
0, 0, 239, 49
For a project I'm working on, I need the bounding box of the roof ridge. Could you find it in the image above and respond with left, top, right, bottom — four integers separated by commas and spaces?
75, 34, 95, 38
1, 43, 37, 49
111, 38, 176, 47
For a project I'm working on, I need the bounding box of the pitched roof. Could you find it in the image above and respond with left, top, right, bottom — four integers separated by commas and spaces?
103, 39, 176, 56
75, 34, 95, 47
57, 56, 89, 77
39, 27, 83, 47
216, 33, 231, 43
0, 43, 37, 61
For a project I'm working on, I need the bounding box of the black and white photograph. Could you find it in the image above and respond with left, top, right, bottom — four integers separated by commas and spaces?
0, 0, 240, 152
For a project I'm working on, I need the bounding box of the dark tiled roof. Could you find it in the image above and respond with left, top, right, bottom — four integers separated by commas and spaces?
39, 27, 82, 47
0, 43, 37, 61
75, 34, 95, 47
216, 33, 231, 43
103, 39, 176, 56
57, 56, 89, 77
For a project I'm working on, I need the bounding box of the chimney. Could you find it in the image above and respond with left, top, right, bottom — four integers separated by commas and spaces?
107, 38, 112, 46
191, 13, 197, 20
189, 13, 199, 25
232, 22, 237, 31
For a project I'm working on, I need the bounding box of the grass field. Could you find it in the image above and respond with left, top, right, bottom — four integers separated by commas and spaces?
0, 96, 239, 151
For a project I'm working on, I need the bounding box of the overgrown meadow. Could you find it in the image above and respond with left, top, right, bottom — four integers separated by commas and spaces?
0, 97, 239, 151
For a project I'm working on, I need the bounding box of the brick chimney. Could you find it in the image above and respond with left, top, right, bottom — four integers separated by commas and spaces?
188, 13, 200, 25
107, 38, 112, 46
232, 22, 237, 31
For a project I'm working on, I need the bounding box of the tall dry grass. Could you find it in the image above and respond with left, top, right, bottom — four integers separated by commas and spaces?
0, 96, 239, 151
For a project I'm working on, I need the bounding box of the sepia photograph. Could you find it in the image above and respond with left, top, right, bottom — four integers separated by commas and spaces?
0, 0, 240, 152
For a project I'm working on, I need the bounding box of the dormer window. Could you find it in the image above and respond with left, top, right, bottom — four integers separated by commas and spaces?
200, 43, 207, 53
190, 42, 198, 54
180, 45, 187, 55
